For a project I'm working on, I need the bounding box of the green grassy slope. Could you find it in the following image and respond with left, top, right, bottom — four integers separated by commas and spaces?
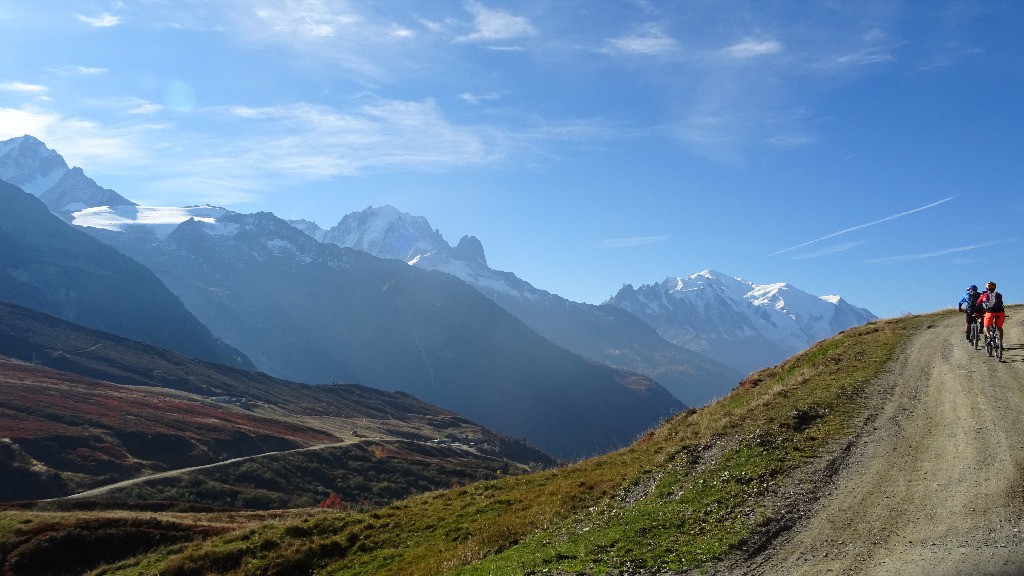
1, 312, 926, 576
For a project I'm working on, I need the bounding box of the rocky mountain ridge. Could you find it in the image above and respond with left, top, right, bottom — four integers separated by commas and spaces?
301, 205, 874, 391
607, 270, 878, 373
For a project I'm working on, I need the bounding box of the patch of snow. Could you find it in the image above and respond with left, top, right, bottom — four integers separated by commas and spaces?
437, 259, 537, 300
71, 205, 229, 239
408, 251, 435, 266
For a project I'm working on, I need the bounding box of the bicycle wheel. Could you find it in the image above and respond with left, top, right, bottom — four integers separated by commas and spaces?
986, 329, 994, 357
971, 322, 980, 349
997, 336, 1004, 361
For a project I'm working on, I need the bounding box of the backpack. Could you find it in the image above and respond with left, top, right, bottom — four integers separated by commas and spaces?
966, 291, 981, 313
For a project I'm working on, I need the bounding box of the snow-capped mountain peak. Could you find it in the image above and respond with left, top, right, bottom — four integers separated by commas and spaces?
0, 135, 69, 196
320, 205, 449, 264
607, 270, 877, 374
307, 205, 540, 300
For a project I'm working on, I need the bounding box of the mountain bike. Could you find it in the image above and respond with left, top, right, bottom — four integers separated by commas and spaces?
985, 316, 1005, 360
968, 314, 981, 350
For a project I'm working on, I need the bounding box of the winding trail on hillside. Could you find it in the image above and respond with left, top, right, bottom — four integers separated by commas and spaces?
59, 436, 493, 500
60, 440, 366, 500
740, 307, 1024, 576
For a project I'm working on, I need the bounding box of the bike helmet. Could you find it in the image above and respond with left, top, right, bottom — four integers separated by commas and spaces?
969, 285, 978, 291
987, 281, 996, 289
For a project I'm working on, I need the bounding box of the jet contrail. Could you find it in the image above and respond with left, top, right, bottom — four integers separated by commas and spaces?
766, 195, 956, 257
867, 239, 1005, 265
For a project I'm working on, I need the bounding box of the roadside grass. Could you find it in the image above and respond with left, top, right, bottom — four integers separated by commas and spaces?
3, 312, 934, 576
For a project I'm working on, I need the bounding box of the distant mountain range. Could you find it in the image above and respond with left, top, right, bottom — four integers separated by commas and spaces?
0, 135, 682, 461
87, 210, 681, 460
292, 206, 875, 386
607, 271, 878, 374
0, 134, 877, 457
291, 206, 743, 405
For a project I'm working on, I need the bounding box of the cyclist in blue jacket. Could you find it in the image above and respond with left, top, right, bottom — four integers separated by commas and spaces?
958, 285, 982, 340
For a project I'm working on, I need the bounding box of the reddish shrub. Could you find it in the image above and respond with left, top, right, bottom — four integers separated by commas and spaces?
317, 492, 347, 510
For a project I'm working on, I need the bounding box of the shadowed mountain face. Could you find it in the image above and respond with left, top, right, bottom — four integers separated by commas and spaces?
299, 205, 743, 407
0, 300, 556, 503
0, 181, 252, 370
87, 212, 683, 460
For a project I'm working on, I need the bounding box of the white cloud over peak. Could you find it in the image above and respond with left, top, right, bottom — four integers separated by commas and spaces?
0, 107, 59, 138
0, 106, 155, 171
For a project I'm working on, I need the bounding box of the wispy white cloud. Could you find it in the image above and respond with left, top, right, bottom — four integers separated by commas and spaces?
221, 99, 495, 178
389, 24, 415, 39
829, 48, 895, 67
77, 12, 121, 28
725, 39, 782, 58
598, 235, 670, 248
0, 106, 158, 170
0, 106, 61, 138
0, 82, 48, 94
768, 133, 817, 148
791, 241, 866, 260
2, 84, 624, 207
253, 1, 359, 39
602, 23, 679, 56
459, 91, 503, 105
54, 66, 108, 76
84, 96, 164, 115
233, 1, 413, 79
868, 240, 1009, 265
459, 1, 536, 42
419, 18, 446, 34
767, 196, 956, 257
143, 176, 264, 206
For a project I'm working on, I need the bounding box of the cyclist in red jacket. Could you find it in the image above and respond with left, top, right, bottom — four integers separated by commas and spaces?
977, 281, 1006, 343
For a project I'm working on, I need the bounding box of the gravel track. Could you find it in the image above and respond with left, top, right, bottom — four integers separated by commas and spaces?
740, 308, 1024, 575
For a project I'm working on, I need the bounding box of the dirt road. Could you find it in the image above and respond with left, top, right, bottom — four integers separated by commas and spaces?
61, 439, 372, 500
742, 307, 1024, 575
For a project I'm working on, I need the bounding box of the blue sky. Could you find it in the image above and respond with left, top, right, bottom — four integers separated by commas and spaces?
1, 1, 1021, 319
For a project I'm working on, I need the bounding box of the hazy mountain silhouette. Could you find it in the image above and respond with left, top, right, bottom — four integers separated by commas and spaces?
87, 211, 683, 460
0, 180, 252, 370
